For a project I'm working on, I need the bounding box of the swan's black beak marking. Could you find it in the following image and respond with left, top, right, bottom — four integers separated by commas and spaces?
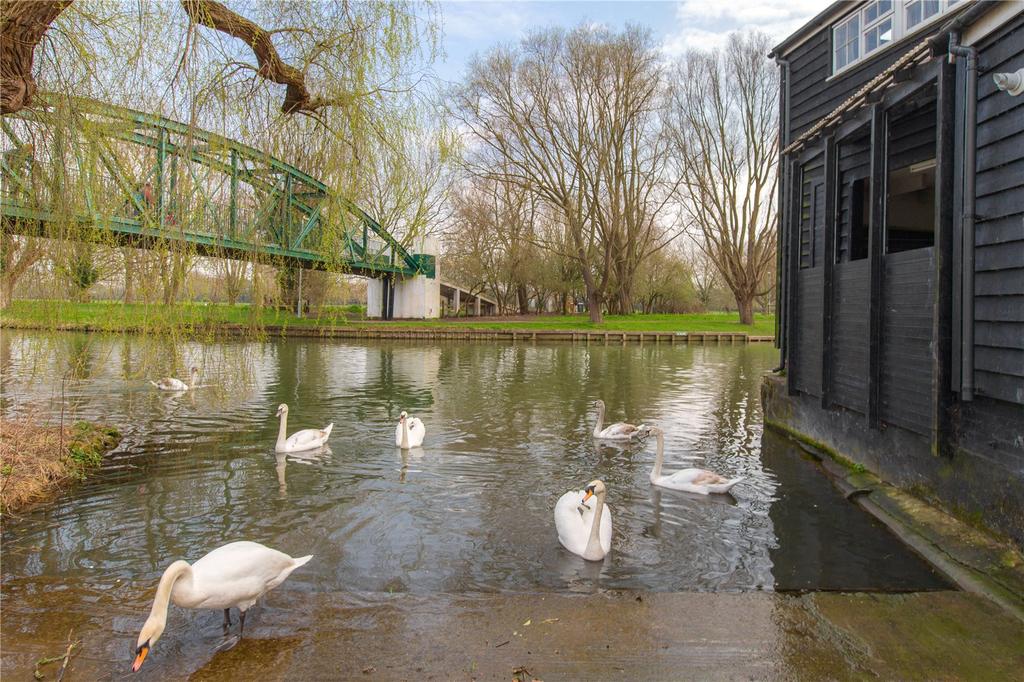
132, 642, 150, 672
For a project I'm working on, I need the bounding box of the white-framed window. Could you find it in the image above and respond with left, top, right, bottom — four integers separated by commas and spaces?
833, 13, 861, 71
832, 0, 960, 74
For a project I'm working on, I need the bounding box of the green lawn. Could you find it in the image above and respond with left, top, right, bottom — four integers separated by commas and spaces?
0, 300, 350, 330
366, 312, 775, 335
1, 301, 774, 336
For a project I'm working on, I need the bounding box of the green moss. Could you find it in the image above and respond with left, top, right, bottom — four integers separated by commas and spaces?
63, 422, 121, 479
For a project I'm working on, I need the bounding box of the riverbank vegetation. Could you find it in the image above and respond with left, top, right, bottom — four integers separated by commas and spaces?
1, 300, 774, 336
0, 418, 121, 514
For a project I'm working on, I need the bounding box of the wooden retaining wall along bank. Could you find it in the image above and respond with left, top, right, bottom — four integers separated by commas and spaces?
230, 327, 775, 344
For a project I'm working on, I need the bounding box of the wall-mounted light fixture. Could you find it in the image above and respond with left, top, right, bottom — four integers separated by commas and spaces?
993, 68, 1024, 96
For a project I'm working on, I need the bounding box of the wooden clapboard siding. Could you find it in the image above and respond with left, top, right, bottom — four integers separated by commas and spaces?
836, 130, 871, 263
793, 267, 824, 396
800, 154, 825, 269
880, 248, 935, 436
973, 14, 1024, 405
831, 260, 870, 412
887, 96, 937, 169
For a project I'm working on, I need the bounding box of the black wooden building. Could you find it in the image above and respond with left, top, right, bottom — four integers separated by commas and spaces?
766, 1, 1024, 544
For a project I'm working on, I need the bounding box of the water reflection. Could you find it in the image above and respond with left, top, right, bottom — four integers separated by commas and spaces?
1, 331, 946, 599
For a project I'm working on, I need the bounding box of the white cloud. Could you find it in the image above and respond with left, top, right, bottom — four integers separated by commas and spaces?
662, 0, 823, 56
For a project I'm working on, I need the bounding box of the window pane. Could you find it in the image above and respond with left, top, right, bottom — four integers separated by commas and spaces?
864, 0, 893, 25
923, 0, 940, 20
866, 18, 893, 53
906, 1, 922, 27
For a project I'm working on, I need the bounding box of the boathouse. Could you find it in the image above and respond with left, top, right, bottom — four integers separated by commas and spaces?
765, 1, 1023, 544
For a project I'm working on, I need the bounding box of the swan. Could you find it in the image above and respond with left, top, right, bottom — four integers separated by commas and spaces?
648, 427, 743, 494
275, 403, 333, 453
131, 541, 312, 672
554, 479, 612, 561
151, 367, 198, 392
592, 399, 649, 440
395, 410, 425, 449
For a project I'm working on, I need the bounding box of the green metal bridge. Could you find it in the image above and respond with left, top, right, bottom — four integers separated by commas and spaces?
0, 96, 434, 279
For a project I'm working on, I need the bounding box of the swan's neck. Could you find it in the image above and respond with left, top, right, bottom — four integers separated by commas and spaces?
189, 372, 196, 389
651, 433, 664, 480
593, 405, 604, 437
400, 419, 410, 449
149, 560, 192, 624
585, 493, 606, 558
277, 411, 288, 449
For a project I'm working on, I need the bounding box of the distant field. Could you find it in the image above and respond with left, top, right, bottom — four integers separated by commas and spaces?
1, 301, 774, 337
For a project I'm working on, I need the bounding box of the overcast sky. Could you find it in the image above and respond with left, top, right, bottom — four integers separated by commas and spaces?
433, 0, 826, 82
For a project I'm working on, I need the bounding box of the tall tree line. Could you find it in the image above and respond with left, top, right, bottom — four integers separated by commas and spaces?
447, 26, 777, 324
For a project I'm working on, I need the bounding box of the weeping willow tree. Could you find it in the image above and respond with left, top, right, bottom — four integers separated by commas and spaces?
1, 0, 445, 319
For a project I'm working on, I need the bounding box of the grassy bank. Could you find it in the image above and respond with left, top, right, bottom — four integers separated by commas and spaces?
0, 419, 121, 514
2, 300, 775, 337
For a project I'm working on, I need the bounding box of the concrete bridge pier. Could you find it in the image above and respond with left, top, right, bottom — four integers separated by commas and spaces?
367, 237, 440, 319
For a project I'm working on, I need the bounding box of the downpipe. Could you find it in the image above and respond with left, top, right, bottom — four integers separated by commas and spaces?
948, 31, 976, 401
773, 56, 791, 373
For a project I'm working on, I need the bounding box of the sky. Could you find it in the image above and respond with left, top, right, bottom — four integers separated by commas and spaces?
432, 0, 826, 82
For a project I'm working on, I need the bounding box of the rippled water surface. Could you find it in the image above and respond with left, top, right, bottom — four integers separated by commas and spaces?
2, 331, 948, 603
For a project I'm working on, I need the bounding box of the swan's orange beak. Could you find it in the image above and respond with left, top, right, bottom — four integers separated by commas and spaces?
583, 490, 593, 502
131, 645, 149, 672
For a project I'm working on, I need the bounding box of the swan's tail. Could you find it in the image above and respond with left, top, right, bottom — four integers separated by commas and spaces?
292, 554, 314, 569
712, 477, 744, 494
322, 423, 334, 438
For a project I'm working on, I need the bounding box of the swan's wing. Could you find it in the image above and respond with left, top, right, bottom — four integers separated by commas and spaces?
688, 469, 731, 486
285, 428, 327, 449
188, 541, 299, 608
599, 422, 639, 438
600, 503, 613, 554
409, 418, 425, 434
554, 490, 587, 554
663, 468, 709, 485
395, 422, 403, 446
155, 377, 186, 391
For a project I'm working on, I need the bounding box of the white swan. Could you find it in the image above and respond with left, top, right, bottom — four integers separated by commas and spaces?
648, 427, 743, 494
131, 541, 312, 671
275, 403, 333, 453
592, 399, 649, 440
395, 410, 425, 449
151, 367, 198, 392
554, 479, 612, 561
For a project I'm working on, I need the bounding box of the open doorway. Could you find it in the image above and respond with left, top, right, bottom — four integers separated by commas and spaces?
886, 95, 937, 253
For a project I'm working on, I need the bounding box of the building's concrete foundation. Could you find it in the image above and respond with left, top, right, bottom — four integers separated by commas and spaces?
761, 374, 1024, 548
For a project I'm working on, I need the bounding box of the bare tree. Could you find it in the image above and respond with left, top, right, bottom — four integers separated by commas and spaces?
667, 32, 778, 325
220, 257, 247, 305
453, 25, 674, 323
0, 233, 45, 308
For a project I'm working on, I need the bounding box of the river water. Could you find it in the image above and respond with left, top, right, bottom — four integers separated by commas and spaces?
0, 331, 949, 676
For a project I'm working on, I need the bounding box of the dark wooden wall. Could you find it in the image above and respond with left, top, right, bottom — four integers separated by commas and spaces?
792, 153, 825, 396
836, 130, 870, 263
831, 260, 870, 413
880, 248, 936, 435
973, 15, 1024, 405
800, 154, 825, 268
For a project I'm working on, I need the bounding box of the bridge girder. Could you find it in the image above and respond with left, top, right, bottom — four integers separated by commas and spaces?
0, 95, 432, 278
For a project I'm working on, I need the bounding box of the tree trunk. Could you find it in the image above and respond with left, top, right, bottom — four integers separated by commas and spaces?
517, 283, 529, 315
736, 293, 755, 326
123, 249, 135, 303
0, 277, 14, 309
